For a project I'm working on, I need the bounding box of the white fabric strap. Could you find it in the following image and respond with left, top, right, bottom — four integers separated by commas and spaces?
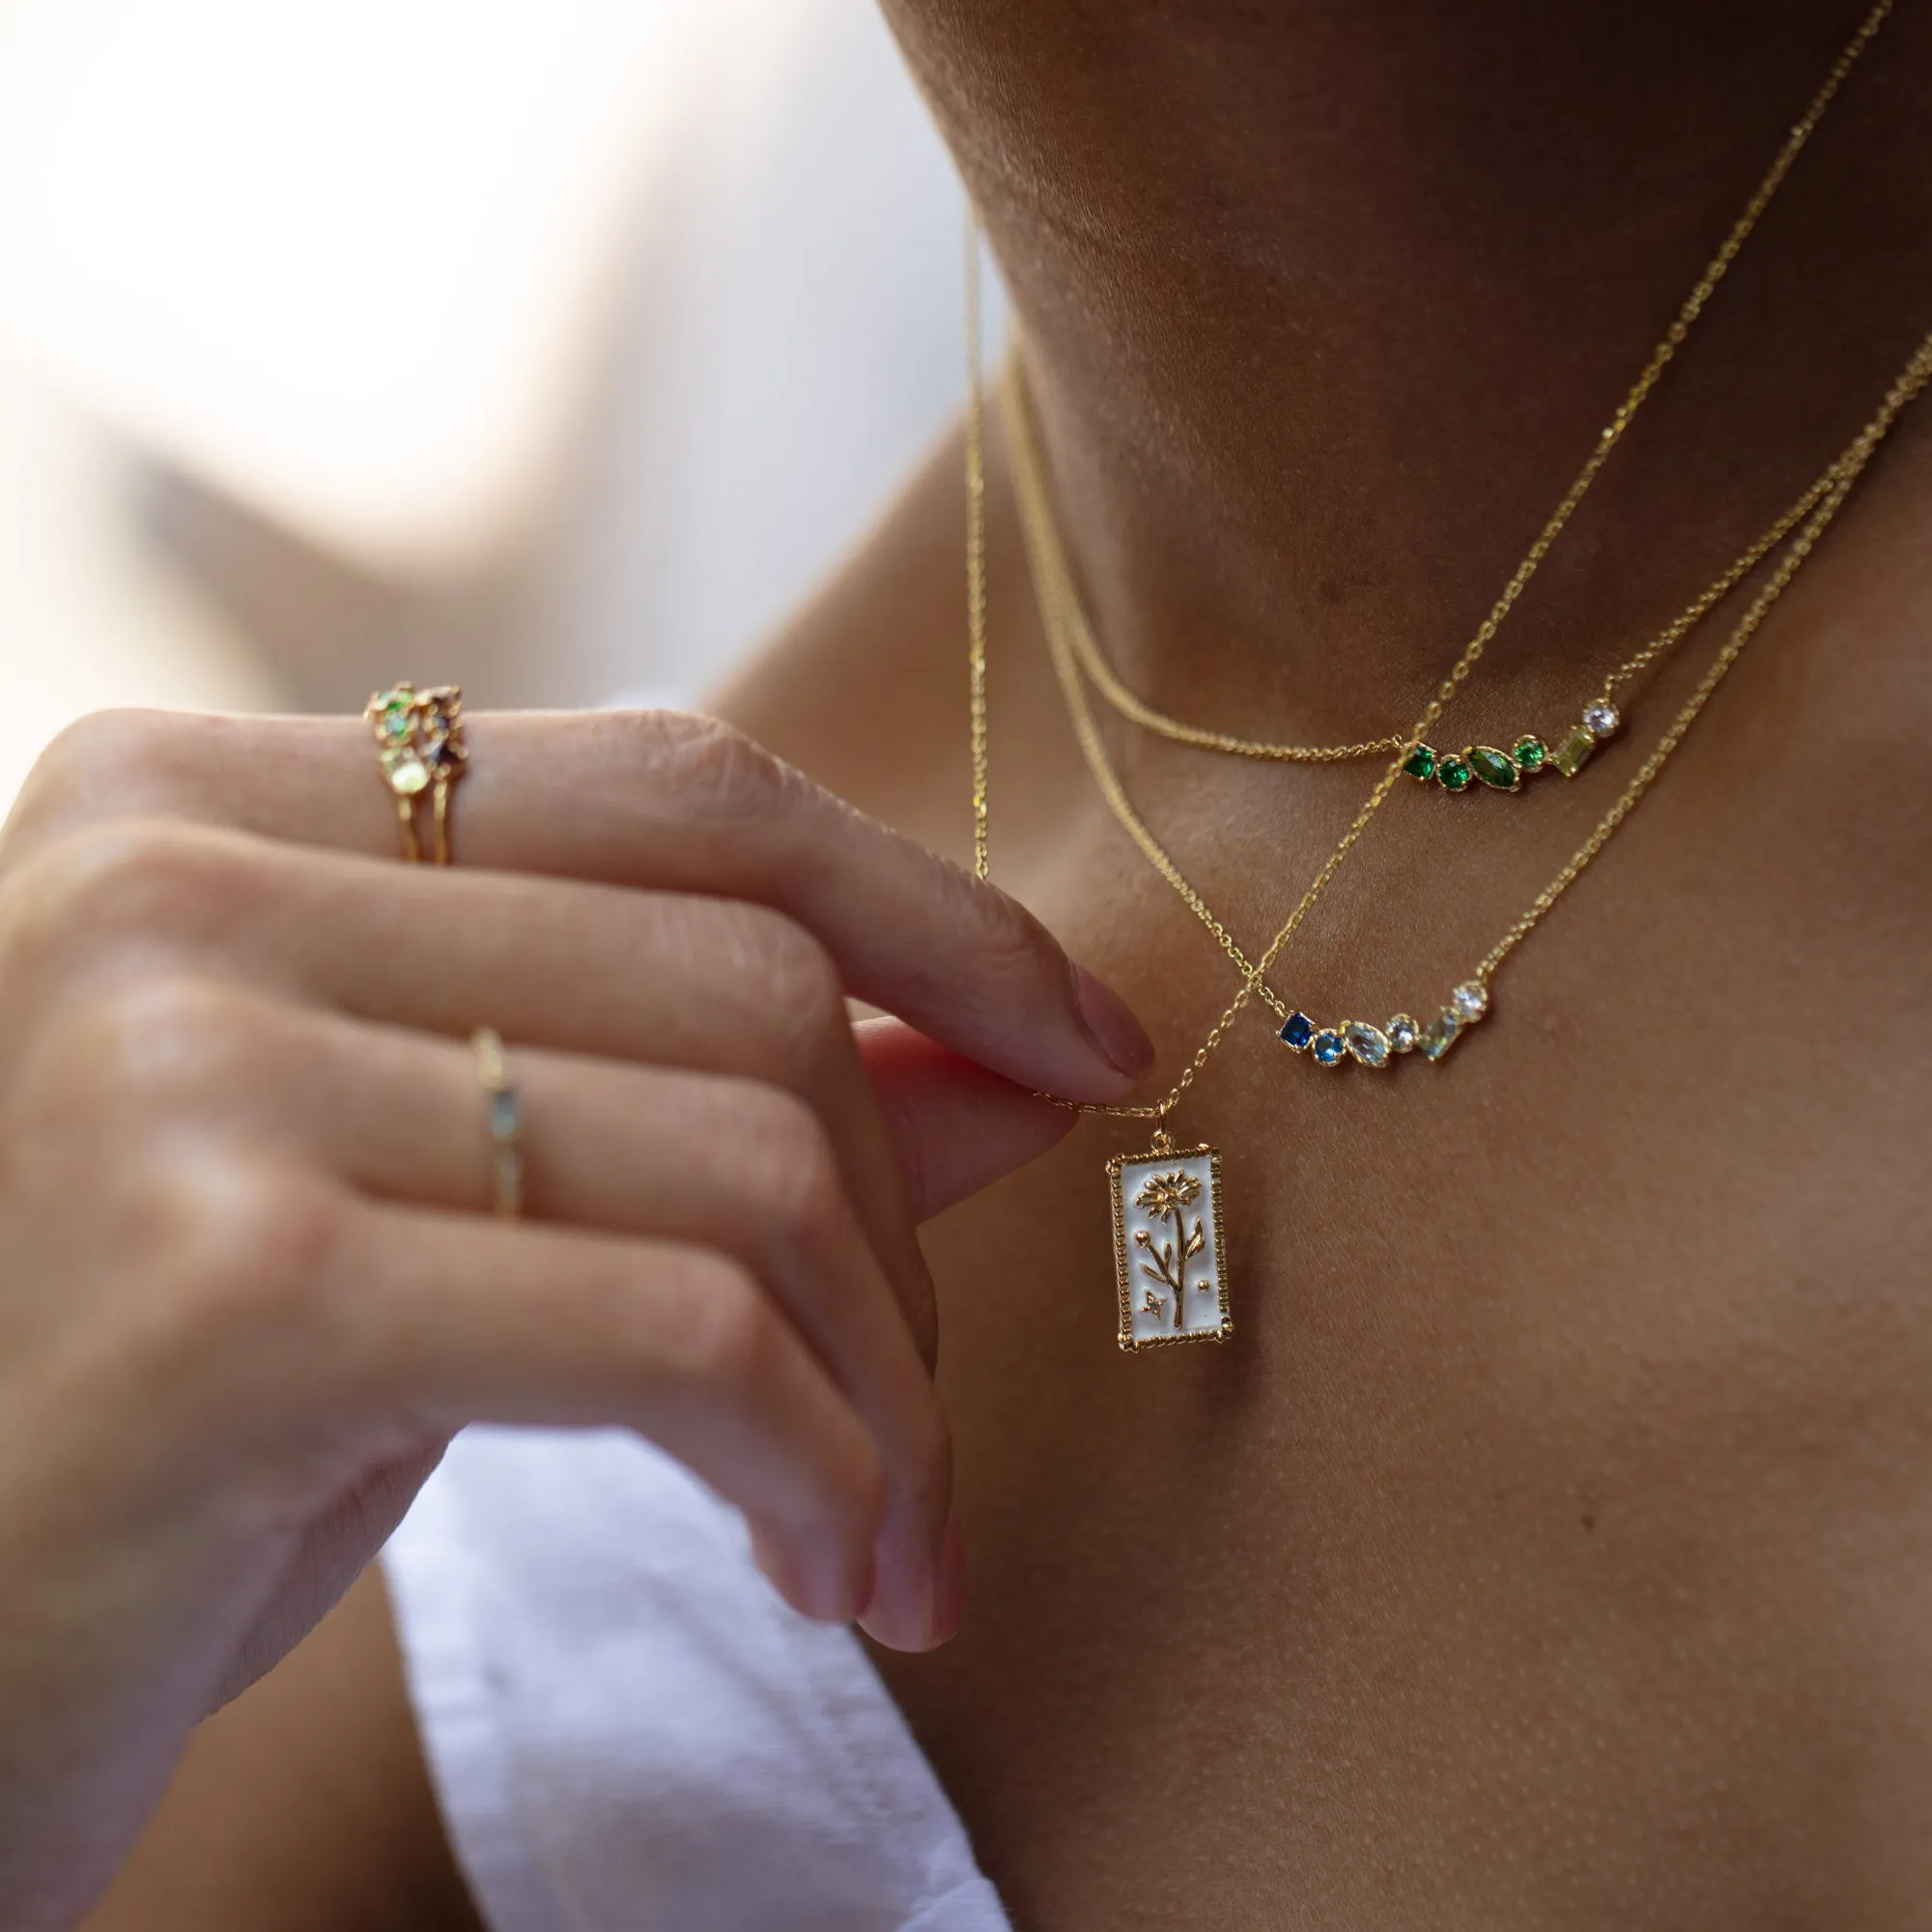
384, 1427, 1010, 1932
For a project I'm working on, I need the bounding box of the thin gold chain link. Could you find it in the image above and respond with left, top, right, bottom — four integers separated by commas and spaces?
1025, 0, 1893, 766
1593, 464, 1833, 702
965, 210, 991, 881
1065, 611, 1407, 762
965, 0, 1902, 1124
1475, 334, 1932, 981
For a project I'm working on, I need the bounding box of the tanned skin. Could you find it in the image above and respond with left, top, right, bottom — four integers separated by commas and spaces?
87, 3, 1932, 1926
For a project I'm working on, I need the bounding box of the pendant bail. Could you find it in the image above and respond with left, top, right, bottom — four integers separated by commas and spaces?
1150, 1111, 1175, 1157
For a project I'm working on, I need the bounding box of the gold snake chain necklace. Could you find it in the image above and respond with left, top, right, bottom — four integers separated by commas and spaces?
960, 2, 1931, 1351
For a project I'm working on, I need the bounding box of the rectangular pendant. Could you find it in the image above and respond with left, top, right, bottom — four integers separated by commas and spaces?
1108, 1143, 1233, 1352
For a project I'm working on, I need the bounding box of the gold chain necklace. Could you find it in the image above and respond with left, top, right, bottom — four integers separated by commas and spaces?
1006, 0, 1892, 786
961, 9, 1915, 1352
1047, 426, 1842, 794
1008, 333, 1932, 1350
1019, 342, 1932, 1061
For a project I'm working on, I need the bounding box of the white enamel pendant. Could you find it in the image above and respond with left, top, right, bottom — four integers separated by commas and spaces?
1108, 1140, 1233, 1352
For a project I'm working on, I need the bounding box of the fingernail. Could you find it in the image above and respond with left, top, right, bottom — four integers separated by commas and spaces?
753, 1522, 870, 1626
843, 1547, 878, 1627
928, 1512, 965, 1647
854, 1507, 937, 1651
1071, 962, 1156, 1077
857, 1570, 926, 1651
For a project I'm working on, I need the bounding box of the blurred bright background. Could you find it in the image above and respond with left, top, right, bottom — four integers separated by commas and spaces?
0, 0, 987, 809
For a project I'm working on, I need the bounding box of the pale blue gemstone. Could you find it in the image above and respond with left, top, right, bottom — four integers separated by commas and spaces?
1344, 1021, 1391, 1067
1418, 1010, 1462, 1062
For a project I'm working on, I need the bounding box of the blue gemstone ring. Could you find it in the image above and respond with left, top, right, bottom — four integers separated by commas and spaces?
471, 1027, 525, 1219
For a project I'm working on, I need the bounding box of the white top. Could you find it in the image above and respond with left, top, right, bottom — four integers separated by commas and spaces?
384, 1427, 1011, 1932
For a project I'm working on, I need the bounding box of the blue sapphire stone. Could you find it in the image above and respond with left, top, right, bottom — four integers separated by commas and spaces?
1311, 1030, 1347, 1066
1280, 1010, 1316, 1050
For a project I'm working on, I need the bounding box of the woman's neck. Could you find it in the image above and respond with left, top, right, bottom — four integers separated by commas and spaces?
890, 0, 1932, 739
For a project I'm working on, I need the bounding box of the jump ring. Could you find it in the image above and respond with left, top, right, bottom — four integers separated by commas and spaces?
471, 1027, 524, 1220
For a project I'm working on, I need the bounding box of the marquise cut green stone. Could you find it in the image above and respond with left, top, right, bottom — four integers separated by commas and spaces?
1514, 735, 1548, 772
1436, 755, 1472, 793
1468, 746, 1520, 791
1403, 744, 1437, 781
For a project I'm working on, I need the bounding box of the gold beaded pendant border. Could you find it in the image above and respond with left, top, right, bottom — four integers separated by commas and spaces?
1108, 1143, 1234, 1353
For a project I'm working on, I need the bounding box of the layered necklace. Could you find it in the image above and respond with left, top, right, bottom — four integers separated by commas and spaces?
961, 0, 1932, 1352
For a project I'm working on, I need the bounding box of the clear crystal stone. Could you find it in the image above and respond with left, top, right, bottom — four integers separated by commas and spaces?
1418, 1009, 1462, 1062
1386, 1014, 1419, 1054
1451, 981, 1489, 1022
1581, 699, 1621, 738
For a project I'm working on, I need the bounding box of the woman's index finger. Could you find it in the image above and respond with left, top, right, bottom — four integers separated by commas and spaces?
14, 706, 1153, 1105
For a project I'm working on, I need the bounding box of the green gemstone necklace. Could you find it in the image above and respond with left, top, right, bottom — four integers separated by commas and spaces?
1053, 447, 1838, 800
1054, 447, 1837, 801
1017, 2, 1893, 803
1024, 352, 1856, 810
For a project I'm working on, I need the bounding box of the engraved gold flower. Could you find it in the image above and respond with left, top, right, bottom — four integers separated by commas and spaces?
1133, 1171, 1201, 1221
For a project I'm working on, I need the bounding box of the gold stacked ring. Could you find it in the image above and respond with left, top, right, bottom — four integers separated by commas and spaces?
470, 1028, 524, 1220
364, 683, 469, 865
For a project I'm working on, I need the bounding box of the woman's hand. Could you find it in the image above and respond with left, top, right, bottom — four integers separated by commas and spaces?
0, 705, 1151, 1931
